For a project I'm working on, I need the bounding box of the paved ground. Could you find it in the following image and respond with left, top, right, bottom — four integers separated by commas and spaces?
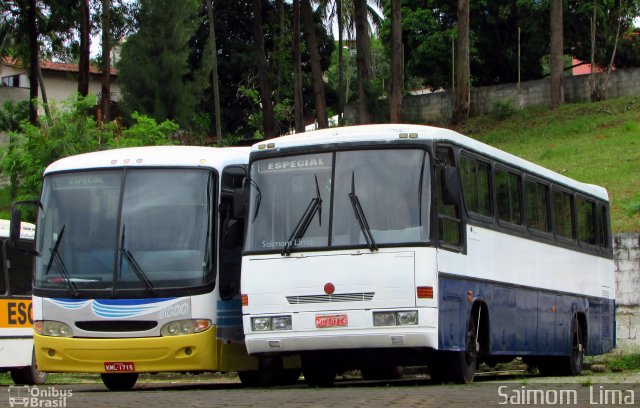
2, 373, 640, 408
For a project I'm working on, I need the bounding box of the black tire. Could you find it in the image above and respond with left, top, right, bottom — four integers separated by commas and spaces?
238, 370, 263, 387
302, 354, 336, 387
10, 350, 48, 385
100, 373, 139, 391
559, 318, 584, 376
239, 357, 301, 387
430, 312, 478, 384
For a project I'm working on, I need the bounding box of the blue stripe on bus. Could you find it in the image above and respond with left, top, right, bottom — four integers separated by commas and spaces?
437, 275, 615, 357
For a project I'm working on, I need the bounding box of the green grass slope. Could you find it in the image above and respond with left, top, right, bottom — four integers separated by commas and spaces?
458, 95, 640, 233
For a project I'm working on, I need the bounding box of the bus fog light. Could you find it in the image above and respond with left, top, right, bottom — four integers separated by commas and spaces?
272, 316, 292, 330
397, 311, 418, 325
252, 317, 272, 331
373, 312, 396, 327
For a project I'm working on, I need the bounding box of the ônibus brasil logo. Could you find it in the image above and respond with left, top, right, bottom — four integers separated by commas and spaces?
8, 385, 72, 408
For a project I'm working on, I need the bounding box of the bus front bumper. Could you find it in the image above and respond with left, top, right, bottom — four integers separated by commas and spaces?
34, 327, 230, 373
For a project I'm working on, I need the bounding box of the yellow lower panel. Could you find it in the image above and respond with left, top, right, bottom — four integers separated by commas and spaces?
35, 327, 220, 373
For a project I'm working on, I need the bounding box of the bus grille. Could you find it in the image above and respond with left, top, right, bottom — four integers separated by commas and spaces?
286, 292, 375, 304
75, 320, 158, 332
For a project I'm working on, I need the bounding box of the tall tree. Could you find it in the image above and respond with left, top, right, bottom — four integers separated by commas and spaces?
292, 0, 305, 133
353, 0, 372, 124
27, 0, 38, 124
452, 0, 470, 124
100, 0, 112, 122
118, 0, 201, 127
301, 0, 329, 129
78, 0, 90, 97
251, 0, 277, 138
205, 0, 222, 141
550, 0, 564, 108
388, 0, 402, 122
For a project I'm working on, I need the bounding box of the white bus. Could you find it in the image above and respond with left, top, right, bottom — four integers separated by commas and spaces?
11, 146, 298, 391
241, 124, 615, 386
0, 219, 47, 385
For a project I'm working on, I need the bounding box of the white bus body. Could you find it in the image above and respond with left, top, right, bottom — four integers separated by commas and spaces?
14, 146, 298, 390
241, 124, 615, 385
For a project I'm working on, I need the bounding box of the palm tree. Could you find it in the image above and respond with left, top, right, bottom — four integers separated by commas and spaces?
292, 0, 305, 133
101, 0, 112, 122
205, 0, 222, 141
388, 0, 402, 122
251, 0, 277, 138
452, 0, 470, 124
550, 0, 564, 108
301, 0, 329, 129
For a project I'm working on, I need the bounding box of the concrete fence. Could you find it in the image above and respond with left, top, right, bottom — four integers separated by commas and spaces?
345, 67, 640, 124
615, 233, 640, 352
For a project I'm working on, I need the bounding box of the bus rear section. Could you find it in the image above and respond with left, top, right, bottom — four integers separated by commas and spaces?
0, 220, 47, 385
241, 125, 616, 386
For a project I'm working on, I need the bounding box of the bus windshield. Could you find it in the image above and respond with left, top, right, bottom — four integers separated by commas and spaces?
35, 169, 214, 295
246, 148, 431, 253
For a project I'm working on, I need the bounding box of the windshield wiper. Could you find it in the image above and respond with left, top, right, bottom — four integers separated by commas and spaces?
281, 175, 322, 256
118, 225, 155, 294
348, 172, 378, 252
44, 225, 78, 296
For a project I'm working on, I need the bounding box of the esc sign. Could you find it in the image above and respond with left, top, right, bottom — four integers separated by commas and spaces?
0, 299, 34, 328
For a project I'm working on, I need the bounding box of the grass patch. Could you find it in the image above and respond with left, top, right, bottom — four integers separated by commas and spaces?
459, 95, 640, 233
606, 354, 640, 371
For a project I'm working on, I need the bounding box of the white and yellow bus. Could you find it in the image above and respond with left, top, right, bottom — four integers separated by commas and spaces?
0, 219, 47, 384
12, 146, 298, 390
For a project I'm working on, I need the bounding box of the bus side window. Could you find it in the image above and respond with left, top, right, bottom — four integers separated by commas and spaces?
577, 197, 596, 246
596, 204, 609, 249
6, 241, 34, 296
435, 146, 463, 249
219, 166, 247, 300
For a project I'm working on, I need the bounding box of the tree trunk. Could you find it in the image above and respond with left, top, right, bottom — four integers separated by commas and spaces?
292, 0, 305, 133
37, 65, 51, 122
354, 0, 372, 124
550, 0, 564, 108
205, 0, 222, 141
337, 0, 344, 124
301, 0, 328, 129
78, 0, 90, 97
28, 0, 38, 125
452, 0, 470, 125
389, 0, 403, 123
251, 0, 277, 138
101, 0, 112, 122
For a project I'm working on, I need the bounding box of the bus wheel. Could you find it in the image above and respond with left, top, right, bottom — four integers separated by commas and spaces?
100, 373, 139, 391
560, 319, 584, 376
302, 354, 336, 387
10, 350, 48, 385
432, 312, 478, 384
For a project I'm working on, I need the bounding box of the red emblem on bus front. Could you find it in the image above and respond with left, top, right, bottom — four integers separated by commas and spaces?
324, 283, 335, 295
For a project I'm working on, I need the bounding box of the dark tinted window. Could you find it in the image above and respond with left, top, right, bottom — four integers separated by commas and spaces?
525, 179, 550, 233
577, 198, 596, 245
552, 189, 574, 239
436, 147, 462, 248
495, 169, 522, 225
6, 241, 34, 295
597, 204, 609, 248
460, 156, 492, 217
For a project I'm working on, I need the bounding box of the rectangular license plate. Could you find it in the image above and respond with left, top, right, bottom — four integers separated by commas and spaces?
315, 314, 348, 328
104, 362, 135, 372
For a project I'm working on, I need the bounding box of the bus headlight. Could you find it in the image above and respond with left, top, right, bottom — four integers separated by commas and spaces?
160, 319, 211, 336
34, 321, 74, 337
251, 316, 292, 331
373, 311, 418, 326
